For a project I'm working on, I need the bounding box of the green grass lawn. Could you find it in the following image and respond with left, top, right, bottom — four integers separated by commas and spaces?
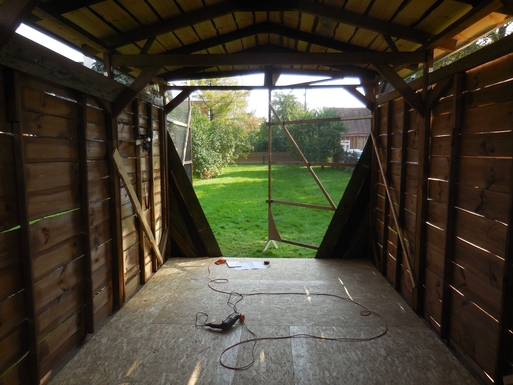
193, 164, 353, 258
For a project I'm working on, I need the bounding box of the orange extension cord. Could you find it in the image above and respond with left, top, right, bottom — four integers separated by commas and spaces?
200, 259, 389, 371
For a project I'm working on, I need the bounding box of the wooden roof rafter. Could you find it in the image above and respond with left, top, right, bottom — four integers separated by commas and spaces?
102, 0, 453, 50
162, 22, 370, 56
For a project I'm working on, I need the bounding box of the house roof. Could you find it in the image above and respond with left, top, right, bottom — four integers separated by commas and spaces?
334, 108, 372, 135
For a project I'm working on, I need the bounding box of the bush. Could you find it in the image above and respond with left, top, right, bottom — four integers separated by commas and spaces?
192, 106, 253, 178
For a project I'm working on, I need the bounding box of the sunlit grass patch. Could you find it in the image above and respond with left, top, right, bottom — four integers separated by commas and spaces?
193, 164, 352, 258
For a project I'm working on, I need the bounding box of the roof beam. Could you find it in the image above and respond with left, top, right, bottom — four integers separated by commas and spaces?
112, 51, 427, 67
294, 0, 434, 46
0, 0, 38, 51
164, 90, 192, 115
105, 0, 452, 50
112, 66, 160, 118
105, 0, 246, 48
344, 86, 375, 111
374, 63, 425, 116
165, 84, 367, 91
34, 5, 113, 54
164, 68, 349, 82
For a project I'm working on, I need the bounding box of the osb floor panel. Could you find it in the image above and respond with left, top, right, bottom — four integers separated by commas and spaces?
49, 258, 479, 385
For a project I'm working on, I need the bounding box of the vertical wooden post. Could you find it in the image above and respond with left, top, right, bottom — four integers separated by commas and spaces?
147, 102, 157, 272
373, 107, 386, 275
6, 69, 40, 384
159, 107, 170, 260
132, 100, 146, 285
103, 53, 113, 79
494, 103, 513, 384
439, 73, 464, 340
105, 104, 125, 308
395, 100, 410, 291
382, 101, 393, 286
77, 93, 94, 333
412, 56, 432, 313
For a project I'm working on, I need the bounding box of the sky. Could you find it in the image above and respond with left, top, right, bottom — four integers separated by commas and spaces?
15, 23, 365, 116
238, 74, 365, 117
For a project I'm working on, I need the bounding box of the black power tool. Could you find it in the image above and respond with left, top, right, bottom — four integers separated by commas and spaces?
196, 292, 245, 330
205, 312, 243, 330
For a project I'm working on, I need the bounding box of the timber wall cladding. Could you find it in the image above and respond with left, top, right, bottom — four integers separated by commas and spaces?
373, 97, 420, 303
117, 100, 164, 299
0, 71, 31, 384
0, 68, 167, 384
373, 53, 513, 384
3, 72, 117, 384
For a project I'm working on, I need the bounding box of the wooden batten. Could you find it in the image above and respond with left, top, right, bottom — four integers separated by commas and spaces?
132, 100, 146, 285
77, 93, 94, 334
440, 73, 465, 340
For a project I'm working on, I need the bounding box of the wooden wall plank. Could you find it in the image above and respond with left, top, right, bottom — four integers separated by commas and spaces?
27, 185, 81, 222
33, 256, 84, 314
24, 137, 78, 162
455, 208, 507, 258
0, 354, 30, 385
25, 162, 79, 193
456, 185, 509, 223
29, 210, 82, 255
453, 237, 504, 291
450, 289, 499, 377
0, 322, 29, 377
21, 87, 76, 119
89, 219, 112, 250
0, 290, 26, 340
92, 261, 112, 297
463, 100, 513, 135
38, 310, 86, 381
36, 281, 85, 341
32, 234, 83, 282
91, 240, 111, 273
88, 179, 110, 204
21, 111, 77, 138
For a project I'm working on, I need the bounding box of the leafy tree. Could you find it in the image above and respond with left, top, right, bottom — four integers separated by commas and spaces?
250, 92, 346, 164
287, 108, 346, 164
191, 79, 258, 178
193, 78, 250, 121
251, 91, 306, 152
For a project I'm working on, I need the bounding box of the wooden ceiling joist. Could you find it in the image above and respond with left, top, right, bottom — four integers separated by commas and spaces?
112, 66, 161, 118
344, 86, 375, 111
164, 90, 193, 115
112, 51, 428, 68
374, 63, 425, 116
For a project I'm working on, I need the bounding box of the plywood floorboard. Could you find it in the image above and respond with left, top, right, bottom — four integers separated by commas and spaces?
49, 258, 478, 385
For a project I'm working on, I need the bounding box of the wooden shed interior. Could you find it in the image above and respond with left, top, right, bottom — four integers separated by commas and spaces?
0, 0, 512, 384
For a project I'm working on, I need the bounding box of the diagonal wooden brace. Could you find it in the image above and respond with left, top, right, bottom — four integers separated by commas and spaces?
112, 149, 164, 265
